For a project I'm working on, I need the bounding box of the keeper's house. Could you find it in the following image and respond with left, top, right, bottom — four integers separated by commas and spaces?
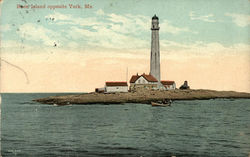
105, 82, 128, 93
129, 73, 158, 91
161, 80, 176, 90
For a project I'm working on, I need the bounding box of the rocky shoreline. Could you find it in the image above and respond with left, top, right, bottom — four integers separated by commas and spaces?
34, 89, 250, 105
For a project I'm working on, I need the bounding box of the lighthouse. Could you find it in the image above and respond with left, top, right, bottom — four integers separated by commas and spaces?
150, 14, 161, 84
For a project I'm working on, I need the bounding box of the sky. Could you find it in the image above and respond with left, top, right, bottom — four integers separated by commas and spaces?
0, 0, 250, 93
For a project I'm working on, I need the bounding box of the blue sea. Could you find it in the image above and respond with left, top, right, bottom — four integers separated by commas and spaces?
1, 93, 250, 157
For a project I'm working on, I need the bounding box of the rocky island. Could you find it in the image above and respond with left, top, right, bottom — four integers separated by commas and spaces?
33, 15, 250, 105
34, 89, 250, 105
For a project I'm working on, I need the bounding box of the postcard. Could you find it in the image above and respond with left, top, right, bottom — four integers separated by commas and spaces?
0, 0, 250, 156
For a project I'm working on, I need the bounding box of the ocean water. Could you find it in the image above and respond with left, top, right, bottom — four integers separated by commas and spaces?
1, 93, 250, 157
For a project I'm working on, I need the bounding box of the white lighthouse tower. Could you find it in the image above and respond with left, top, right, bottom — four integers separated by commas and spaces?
150, 14, 161, 84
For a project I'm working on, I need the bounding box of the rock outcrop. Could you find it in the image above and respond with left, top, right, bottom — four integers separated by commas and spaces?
180, 81, 190, 90
34, 89, 250, 105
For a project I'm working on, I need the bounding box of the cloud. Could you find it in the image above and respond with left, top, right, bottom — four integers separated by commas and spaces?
107, 13, 149, 35
6, 10, 249, 61
18, 23, 59, 46
68, 25, 148, 49
1, 24, 10, 32
46, 11, 149, 35
0, 39, 65, 55
225, 13, 250, 27
161, 39, 250, 59
43, 10, 195, 51
161, 20, 197, 34
46, 11, 150, 49
96, 9, 104, 16
67, 41, 78, 49
189, 11, 215, 22
45, 12, 102, 27
0, 40, 35, 53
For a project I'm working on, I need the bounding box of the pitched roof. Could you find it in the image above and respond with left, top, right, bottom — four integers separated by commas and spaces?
105, 82, 128, 86
129, 75, 140, 83
161, 80, 175, 85
130, 73, 158, 83
141, 74, 158, 82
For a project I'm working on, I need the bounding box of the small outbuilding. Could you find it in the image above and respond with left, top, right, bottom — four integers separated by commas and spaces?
95, 87, 105, 93
105, 81, 128, 93
161, 80, 176, 90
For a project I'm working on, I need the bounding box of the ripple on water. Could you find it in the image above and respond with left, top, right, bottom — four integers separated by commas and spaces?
1, 94, 250, 157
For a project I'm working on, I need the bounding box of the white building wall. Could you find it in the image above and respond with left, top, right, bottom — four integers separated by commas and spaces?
165, 83, 176, 90
135, 76, 149, 84
105, 86, 128, 93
